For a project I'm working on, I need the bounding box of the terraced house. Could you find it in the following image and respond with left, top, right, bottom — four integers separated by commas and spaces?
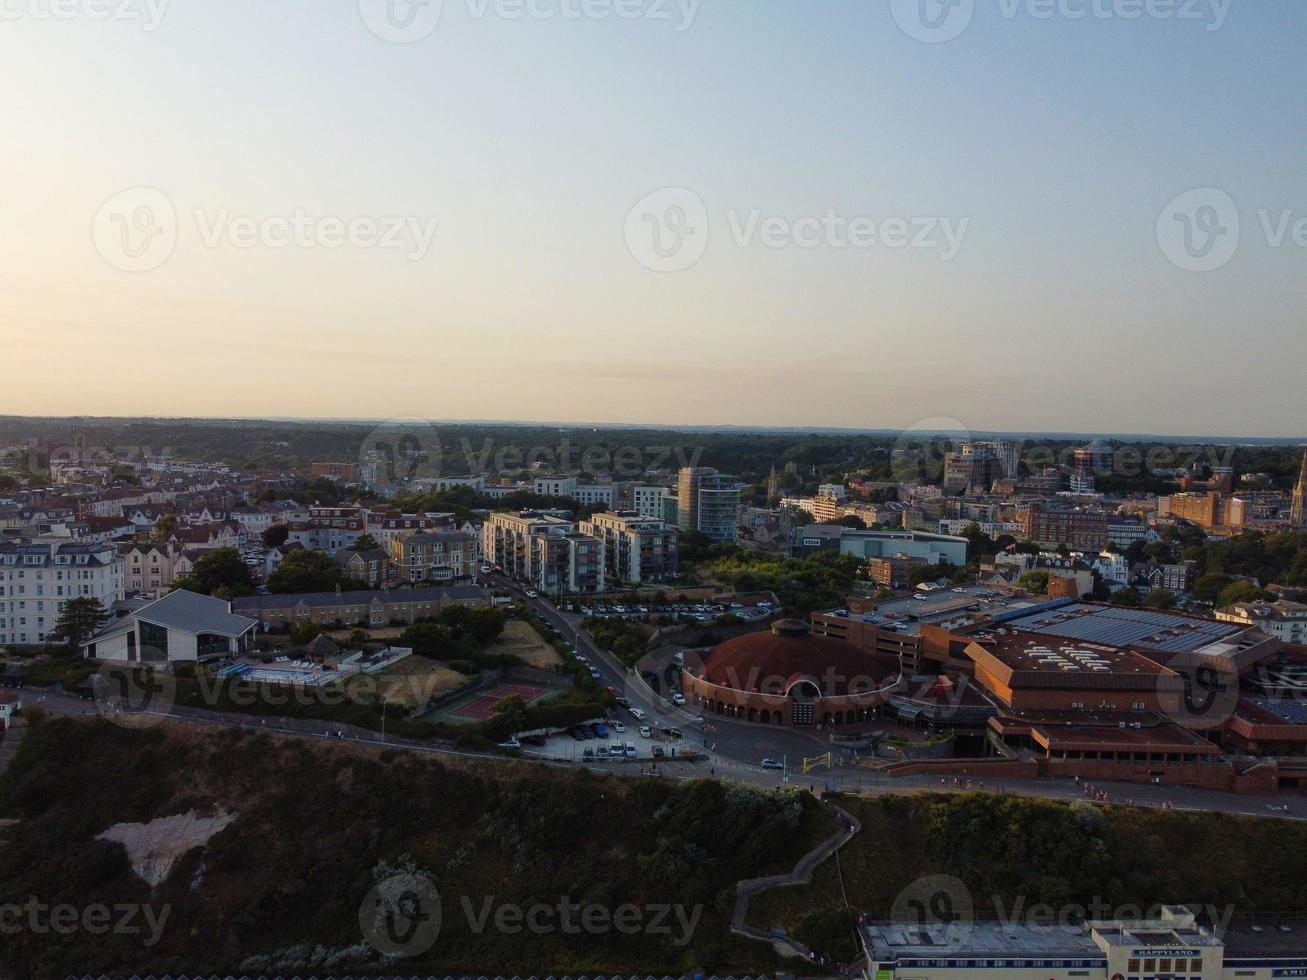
232, 584, 490, 630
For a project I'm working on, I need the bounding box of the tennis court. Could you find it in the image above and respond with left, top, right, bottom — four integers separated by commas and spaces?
448, 681, 553, 721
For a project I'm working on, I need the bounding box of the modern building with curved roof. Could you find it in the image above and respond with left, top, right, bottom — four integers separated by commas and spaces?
681, 619, 902, 727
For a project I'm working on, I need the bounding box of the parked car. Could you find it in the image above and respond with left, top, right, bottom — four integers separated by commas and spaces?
480, 565, 493, 574
615, 696, 632, 708
629, 707, 646, 720
498, 737, 522, 750
569, 727, 586, 741
525, 590, 539, 598
592, 723, 608, 738
671, 693, 686, 706
624, 743, 637, 759
582, 748, 594, 761
596, 746, 609, 759
761, 758, 785, 770
612, 721, 626, 733
639, 725, 653, 738
652, 745, 665, 758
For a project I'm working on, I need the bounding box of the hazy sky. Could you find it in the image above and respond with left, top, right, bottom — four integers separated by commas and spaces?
2, 0, 1304, 436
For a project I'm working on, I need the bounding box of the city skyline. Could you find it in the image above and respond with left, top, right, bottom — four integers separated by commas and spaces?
2, 1, 1305, 433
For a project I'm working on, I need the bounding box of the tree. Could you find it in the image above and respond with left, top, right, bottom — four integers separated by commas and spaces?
47, 597, 109, 652
290, 622, 322, 646
675, 529, 715, 565
960, 522, 999, 558
1142, 588, 1177, 610
267, 550, 363, 594
400, 622, 457, 660
152, 514, 179, 541
1017, 571, 1051, 595
173, 548, 254, 597
352, 533, 380, 552
822, 515, 866, 529
491, 694, 528, 735
1192, 572, 1234, 604
1216, 580, 1277, 608
1111, 586, 1143, 607
261, 524, 290, 549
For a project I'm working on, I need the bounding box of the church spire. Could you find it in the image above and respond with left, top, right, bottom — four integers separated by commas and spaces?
1293, 451, 1307, 529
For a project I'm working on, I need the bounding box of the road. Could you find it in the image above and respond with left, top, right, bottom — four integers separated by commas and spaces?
501, 577, 1307, 821
13, 579, 1307, 821
499, 575, 831, 778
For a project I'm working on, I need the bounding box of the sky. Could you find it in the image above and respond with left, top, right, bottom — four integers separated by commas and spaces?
1, 0, 1304, 437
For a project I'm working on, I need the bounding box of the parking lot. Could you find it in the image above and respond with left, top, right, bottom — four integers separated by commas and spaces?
577, 600, 774, 624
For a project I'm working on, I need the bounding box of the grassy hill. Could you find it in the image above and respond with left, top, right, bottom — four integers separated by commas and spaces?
748, 792, 1307, 961
0, 716, 833, 979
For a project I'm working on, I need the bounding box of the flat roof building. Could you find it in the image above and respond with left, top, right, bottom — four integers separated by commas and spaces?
860, 906, 1291, 980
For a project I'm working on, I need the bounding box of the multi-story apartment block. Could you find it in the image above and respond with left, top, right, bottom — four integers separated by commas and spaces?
389, 530, 478, 584
1105, 518, 1149, 547
677, 467, 740, 544
580, 511, 678, 585
534, 476, 577, 500
632, 485, 678, 523
942, 442, 1006, 494
482, 512, 605, 594
0, 542, 125, 646
533, 477, 617, 509
1022, 502, 1109, 551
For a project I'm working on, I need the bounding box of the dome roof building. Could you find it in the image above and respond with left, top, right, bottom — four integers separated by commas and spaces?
682, 619, 902, 727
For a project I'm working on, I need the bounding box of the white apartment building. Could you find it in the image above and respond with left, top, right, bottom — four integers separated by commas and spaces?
534, 476, 578, 499
533, 477, 617, 509
632, 485, 674, 520
0, 542, 125, 646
